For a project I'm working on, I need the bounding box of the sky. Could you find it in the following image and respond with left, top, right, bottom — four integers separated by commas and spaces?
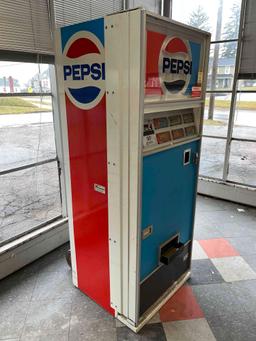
0, 62, 49, 87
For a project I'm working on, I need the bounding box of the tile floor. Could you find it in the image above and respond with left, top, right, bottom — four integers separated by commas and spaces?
0, 195, 256, 340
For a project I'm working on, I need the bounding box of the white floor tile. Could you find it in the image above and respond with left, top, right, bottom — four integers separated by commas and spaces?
192, 240, 208, 260
163, 318, 216, 341
211, 256, 256, 282
148, 312, 161, 324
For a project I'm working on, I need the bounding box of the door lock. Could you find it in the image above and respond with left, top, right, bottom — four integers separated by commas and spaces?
193, 152, 199, 165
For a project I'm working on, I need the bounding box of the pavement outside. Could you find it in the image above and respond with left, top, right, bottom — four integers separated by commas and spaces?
0, 195, 256, 340
201, 100, 256, 184
0, 112, 61, 244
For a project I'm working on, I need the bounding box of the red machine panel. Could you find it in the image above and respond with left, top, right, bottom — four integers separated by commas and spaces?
66, 95, 113, 314
60, 18, 113, 315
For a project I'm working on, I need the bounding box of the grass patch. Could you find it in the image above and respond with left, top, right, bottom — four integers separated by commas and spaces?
240, 86, 256, 91
0, 97, 49, 114
205, 98, 256, 110
30, 100, 51, 106
204, 119, 225, 126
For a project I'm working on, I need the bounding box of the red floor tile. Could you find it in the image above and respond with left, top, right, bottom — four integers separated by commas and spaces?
198, 238, 239, 258
159, 285, 204, 322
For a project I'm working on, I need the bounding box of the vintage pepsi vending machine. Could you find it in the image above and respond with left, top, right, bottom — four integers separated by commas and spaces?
55, 8, 210, 332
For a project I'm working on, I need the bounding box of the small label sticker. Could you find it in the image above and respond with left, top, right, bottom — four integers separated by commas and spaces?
143, 134, 157, 147
142, 225, 153, 239
94, 184, 106, 194
198, 71, 203, 84
191, 86, 202, 98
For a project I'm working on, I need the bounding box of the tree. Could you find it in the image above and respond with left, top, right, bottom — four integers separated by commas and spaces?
221, 3, 240, 57
188, 5, 211, 32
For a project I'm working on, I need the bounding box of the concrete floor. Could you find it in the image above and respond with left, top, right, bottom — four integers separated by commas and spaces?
0, 195, 256, 340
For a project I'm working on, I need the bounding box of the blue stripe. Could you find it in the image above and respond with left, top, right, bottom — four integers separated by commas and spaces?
185, 41, 201, 95
61, 17, 104, 52
68, 86, 100, 104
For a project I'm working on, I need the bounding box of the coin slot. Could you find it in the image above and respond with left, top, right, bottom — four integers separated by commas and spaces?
183, 149, 191, 165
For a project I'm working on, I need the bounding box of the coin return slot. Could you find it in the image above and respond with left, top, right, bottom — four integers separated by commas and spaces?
183, 149, 191, 165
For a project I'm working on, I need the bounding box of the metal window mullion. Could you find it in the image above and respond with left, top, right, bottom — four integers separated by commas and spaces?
49, 0, 68, 218
202, 134, 256, 143
123, 0, 128, 10
206, 90, 233, 93
49, 64, 68, 217
202, 134, 227, 140
237, 90, 256, 93
199, 175, 256, 190
0, 157, 57, 176
210, 38, 238, 44
0, 92, 52, 97
222, 0, 248, 181
231, 137, 256, 143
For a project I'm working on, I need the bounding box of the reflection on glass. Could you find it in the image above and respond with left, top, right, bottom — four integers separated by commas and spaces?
228, 141, 256, 186
203, 93, 230, 137
199, 137, 226, 179
232, 92, 256, 140
0, 62, 51, 94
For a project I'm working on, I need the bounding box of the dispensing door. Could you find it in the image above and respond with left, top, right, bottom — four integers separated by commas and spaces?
139, 109, 200, 315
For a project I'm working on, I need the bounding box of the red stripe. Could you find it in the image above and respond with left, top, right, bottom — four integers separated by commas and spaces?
67, 38, 100, 58
65, 94, 114, 315
165, 38, 187, 54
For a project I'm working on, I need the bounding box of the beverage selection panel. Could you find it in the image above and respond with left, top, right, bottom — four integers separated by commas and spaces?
143, 110, 199, 151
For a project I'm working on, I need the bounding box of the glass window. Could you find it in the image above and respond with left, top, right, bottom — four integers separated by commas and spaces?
228, 141, 256, 186
232, 92, 256, 140
203, 92, 230, 137
130, 0, 161, 13
238, 79, 256, 92
0, 96, 55, 171
207, 42, 237, 91
0, 62, 61, 245
199, 137, 226, 179
0, 62, 51, 94
0, 162, 61, 244
172, 0, 241, 40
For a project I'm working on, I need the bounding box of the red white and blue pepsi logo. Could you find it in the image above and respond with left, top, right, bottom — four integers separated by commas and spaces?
159, 37, 192, 95
62, 31, 105, 110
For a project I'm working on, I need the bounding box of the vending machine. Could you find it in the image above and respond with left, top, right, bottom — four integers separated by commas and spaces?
55, 8, 210, 332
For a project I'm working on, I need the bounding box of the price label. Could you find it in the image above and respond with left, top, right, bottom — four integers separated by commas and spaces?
143, 134, 157, 147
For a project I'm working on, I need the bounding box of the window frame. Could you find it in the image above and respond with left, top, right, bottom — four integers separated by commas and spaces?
170, 0, 256, 189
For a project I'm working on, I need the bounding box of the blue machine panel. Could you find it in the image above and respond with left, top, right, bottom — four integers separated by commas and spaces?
140, 140, 199, 281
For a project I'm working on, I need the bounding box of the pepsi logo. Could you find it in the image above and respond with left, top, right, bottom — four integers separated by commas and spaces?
159, 37, 192, 95
62, 31, 105, 110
